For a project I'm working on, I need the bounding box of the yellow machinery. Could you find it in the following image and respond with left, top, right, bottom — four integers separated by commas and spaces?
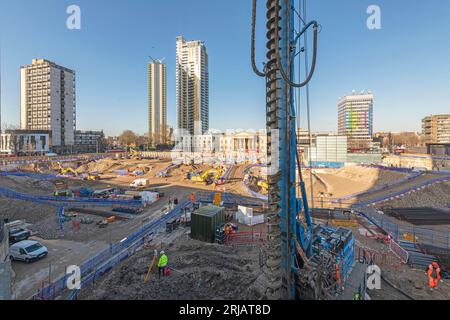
85, 173, 100, 181
213, 193, 222, 206
191, 169, 224, 184
130, 148, 142, 160
330, 219, 360, 228
60, 167, 79, 177
213, 169, 224, 184
257, 180, 269, 190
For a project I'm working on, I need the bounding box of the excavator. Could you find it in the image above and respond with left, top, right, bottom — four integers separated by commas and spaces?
191, 168, 224, 184
257, 180, 269, 191
129, 148, 142, 160
60, 167, 79, 177
84, 173, 101, 181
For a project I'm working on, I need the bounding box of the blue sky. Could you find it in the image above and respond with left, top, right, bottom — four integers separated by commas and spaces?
1, 0, 449, 136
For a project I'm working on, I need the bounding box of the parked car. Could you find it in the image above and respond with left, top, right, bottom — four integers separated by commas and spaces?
9, 228, 31, 244
9, 240, 48, 263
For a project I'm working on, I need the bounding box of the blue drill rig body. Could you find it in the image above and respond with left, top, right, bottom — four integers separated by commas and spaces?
252, 0, 355, 300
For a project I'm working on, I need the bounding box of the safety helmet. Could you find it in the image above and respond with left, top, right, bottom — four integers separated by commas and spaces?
160, 250, 165, 255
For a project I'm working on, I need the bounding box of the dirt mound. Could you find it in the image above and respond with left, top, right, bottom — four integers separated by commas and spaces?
0, 176, 54, 194
80, 235, 261, 300
335, 166, 406, 185
381, 181, 450, 209
0, 198, 56, 224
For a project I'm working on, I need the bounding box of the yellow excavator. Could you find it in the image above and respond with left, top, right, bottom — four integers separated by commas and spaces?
60, 167, 79, 177
257, 180, 269, 191
85, 173, 100, 181
130, 148, 142, 160
191, 168, 224, 184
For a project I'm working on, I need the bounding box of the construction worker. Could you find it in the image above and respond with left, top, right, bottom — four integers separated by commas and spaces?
427, 262, 441, 290
335, 263, 341, 288
158, 250, 168, 279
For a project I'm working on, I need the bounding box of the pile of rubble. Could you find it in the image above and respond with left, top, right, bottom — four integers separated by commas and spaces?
80, 235, 261, 300
382, 181, 450, 210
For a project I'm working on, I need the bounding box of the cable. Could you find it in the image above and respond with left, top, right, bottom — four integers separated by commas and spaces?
302, 0, 315, 211
251, 0, 265, 77
274, 0, 318, 88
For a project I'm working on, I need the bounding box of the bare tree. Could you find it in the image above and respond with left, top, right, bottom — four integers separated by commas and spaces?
1, 122, 20, 131
118, 130, 138, 147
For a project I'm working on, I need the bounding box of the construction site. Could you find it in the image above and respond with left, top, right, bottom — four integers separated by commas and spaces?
0, 151, 448, 300
1, 0, 450, 303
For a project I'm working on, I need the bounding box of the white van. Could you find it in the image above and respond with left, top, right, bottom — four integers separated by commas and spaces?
130, 179, 150, 188
9, 240, 48, 263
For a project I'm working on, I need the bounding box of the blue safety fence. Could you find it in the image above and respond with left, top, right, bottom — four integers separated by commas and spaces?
0, 154, 110, 168
351, 175, 450, 208
363, 164, 450, 175
361, 164, 415, 174
31, 201, 193, 300
0, 171, 58, 180
358, 208, 450, 250
310, 162, 345, 169
0, 187, 142, 208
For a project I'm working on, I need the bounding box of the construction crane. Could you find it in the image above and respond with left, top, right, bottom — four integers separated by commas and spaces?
251, 0, 340, 300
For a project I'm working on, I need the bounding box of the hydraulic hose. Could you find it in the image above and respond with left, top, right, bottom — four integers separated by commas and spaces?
274, 0, 319, 88
251, 0, 266, 77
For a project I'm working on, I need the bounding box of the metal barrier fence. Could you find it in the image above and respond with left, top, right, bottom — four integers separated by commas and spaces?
355, 245, 402, 269
30, 201, 193, 300
389, 239, 409, 264
0, 187, 142, 208
0, 154, 110, 168
0, 172, 58, 180
358, 208, 450, 249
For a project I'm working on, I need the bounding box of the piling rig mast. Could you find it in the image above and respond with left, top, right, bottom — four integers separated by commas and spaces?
251, 0, 320, 299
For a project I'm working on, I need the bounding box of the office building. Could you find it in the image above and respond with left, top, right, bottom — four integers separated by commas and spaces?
338, 91, 374, 149
0, 129, 51, 156
74, 130, 105, 153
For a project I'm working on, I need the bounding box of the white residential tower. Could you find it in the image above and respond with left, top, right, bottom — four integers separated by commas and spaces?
20, 59, 76, 148
176, 36, 209, 136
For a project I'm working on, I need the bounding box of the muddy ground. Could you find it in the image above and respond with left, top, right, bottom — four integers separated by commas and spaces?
80, 234, 261, 300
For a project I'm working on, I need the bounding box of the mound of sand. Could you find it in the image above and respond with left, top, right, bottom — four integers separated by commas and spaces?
335, 166, 407, 186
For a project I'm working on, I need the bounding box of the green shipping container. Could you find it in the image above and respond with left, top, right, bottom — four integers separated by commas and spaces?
191, 205, 225, 243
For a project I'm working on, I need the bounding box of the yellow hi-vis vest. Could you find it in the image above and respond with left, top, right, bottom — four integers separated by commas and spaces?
158, 254, 168, 268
